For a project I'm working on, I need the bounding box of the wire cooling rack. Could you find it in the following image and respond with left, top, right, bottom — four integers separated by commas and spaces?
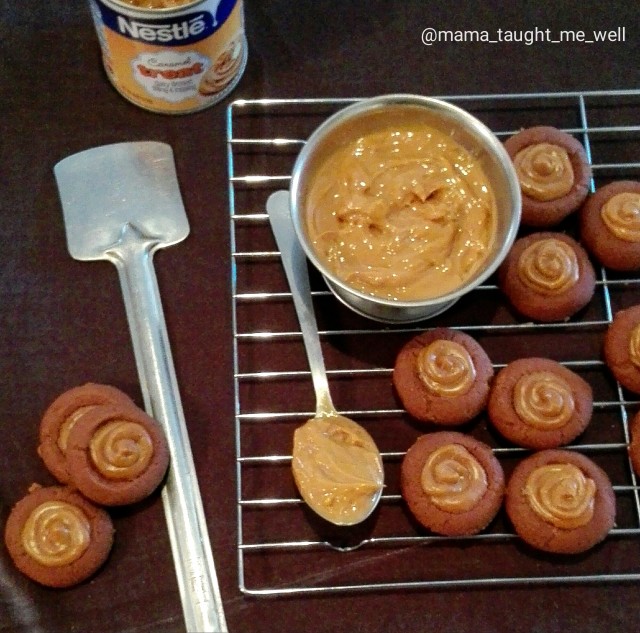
227, 89, 640, 596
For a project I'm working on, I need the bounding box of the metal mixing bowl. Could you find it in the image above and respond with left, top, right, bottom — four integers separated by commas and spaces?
289, 94, 521, 323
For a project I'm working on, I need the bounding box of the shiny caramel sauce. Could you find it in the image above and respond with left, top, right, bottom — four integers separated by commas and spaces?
416, 339, 476, 397
517, 238, 579, 294
524, 463, 595, 529
306, 123, 497, 301
292, 415, 384, 525
420, 444, 487, 513
601, 192, 640, 242
513, 142, 574, 201
89, 420, 154, 480
22, 501, 90, 567
513, 371, 575, 430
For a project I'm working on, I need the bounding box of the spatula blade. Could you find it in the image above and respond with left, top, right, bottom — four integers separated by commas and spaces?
54, 142, 189, 261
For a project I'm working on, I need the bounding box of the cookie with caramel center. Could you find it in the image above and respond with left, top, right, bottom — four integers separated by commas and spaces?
393, 328, 494, 426
505, 449, 615, 554
504, 126, 591, 227
38, 383, 137, 484
499, 232, 595, 322
401, 432, 504, 536
65, 404, 169, 506
580, 180, 640, 271
4, 485, 114, 588
488, 358, 593, 449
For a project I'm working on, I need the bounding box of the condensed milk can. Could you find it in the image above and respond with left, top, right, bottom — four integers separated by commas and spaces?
88, 0, 247, 114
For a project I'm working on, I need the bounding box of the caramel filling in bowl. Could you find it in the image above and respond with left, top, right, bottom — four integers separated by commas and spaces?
305, 122, 497, 301
290, 96, 521, 323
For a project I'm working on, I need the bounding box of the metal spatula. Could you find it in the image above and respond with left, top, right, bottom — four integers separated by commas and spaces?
54, 142, 226, 633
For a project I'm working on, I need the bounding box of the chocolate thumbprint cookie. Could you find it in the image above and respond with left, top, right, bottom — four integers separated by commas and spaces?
580, 180, 640, 271
38, 383, 137, 484
505, 449, 615, 554
504, 126, 591, 227
65, 404, 169, 506
401, 432, 505, 536
4, 485, 114, 587
393, 328, 494, 426
499, 232, 595, 322
488, 358, 593, 449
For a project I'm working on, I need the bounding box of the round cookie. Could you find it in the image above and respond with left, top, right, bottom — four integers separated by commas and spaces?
603, 304, 640, 394
628, 410, 640, 477
579, 180, 640, 271
393, 328, 494, 426
4, 485, 114, 588
401, 431, 505, 536
488, 358, 593, 449
38, 383, 137, 484
66, 404, 170, 506
505, 449, 615, 554
504, 126, 591, 227
498, 231, 596, 322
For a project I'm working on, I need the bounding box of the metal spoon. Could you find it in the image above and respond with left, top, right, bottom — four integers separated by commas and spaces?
266, 190, 384, 526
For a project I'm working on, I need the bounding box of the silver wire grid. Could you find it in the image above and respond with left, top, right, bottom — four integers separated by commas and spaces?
227, 89, 640, 596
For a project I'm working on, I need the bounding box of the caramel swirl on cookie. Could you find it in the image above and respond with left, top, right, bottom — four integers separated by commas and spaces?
488, 358, 592, 449
603, 304, 640, 394
524, 463, 595, 529
601, 192, 640, 242
513, 371, 575, 430
38, 383, 137, 484
504, 126, 590, 227
4, 486, 114, 587
517, 237, 579, 295
514, 143, 574, 202
21, 500, 91, 567
417, 340, 476, 397
420, 444, 488, 513
89, 420, 154, 481
66, 405, 169, 506
580, 181, 640, 271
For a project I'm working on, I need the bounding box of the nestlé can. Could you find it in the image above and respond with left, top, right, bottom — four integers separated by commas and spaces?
88, 0, 247, 114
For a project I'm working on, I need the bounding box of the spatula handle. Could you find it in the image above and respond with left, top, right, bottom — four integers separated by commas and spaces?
108, 225, 226, 633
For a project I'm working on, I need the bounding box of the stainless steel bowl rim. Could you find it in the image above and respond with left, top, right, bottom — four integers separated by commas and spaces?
289, 93, 522, 311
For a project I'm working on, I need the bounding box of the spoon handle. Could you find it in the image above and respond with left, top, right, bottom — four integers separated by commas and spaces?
267, 190, 335, 416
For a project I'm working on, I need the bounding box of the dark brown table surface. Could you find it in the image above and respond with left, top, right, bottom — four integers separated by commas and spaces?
2, 1, 640, 632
